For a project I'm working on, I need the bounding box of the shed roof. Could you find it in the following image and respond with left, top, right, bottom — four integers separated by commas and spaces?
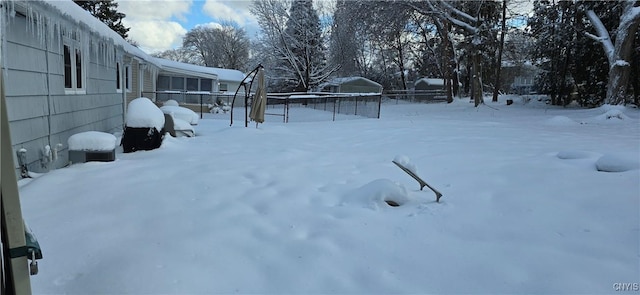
415, 78, 445, 86
325, 76, 382, 87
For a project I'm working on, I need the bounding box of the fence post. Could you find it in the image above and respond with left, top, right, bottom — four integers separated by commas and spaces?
355, 96, 358, 116
377, 94, 382, 118
199, 94, 203, 119
332, 99, 336, 121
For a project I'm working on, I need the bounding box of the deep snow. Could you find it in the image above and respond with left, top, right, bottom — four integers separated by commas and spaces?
18, 96, 639, 294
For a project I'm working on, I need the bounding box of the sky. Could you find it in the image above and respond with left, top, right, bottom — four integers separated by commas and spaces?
116, 0, 535, 55
117, 0, 259, 54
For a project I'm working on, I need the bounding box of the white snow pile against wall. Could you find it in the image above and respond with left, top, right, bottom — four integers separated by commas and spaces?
172, 118, 195, 137
67, 131, 116, 151
160, 105, 199, 125
18, 98, 640, 294
125, 97, 165, 130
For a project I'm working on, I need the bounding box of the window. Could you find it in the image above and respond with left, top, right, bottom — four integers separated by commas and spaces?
116, 62, 121, 92
186, 78, 199, 91
219, 83, 228, 92
171, 77, 184, 91
64, 45, 72, 88
125, 65, 131, 92
75, 49, 82, 89
63, 39, 85, 94
157, 75, 170, 90
200, 79, 212, 92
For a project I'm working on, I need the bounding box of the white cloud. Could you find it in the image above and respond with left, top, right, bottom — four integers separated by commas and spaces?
116, 0, 193, 53
123, 20, 187, 53
202, 0, 259, 34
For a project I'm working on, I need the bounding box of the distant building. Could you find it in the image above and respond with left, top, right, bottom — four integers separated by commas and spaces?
501, 62, 540, 95
319, 77, 383, 94
414, 78, 446, 91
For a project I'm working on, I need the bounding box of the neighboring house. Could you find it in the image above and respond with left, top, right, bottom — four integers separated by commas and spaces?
501, 62, 540, 95
151, 57, 245, 106
319, 77, 383, 94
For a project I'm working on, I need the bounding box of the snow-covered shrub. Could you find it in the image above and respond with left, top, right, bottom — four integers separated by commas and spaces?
160, 105, 199, 125
163, 100, 180, 107
122, 97, 166, 153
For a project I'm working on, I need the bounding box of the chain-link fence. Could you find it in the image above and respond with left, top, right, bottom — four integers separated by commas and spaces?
265, 93, 382, 123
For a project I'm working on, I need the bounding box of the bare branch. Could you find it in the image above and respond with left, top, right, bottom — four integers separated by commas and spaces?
585, 10, 615, 64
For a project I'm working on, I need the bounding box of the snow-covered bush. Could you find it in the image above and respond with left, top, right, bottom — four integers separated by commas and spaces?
126, 97, 165, 130
122, 97, 166, 153
163, 100, 180, 107
160, 105, 199, 125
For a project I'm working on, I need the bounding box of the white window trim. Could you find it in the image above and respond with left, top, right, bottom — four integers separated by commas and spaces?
63, 38, 86, 95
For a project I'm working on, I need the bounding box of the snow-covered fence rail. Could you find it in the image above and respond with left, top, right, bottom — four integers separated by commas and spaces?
384, 90, 448, 103
143, 91, 236, 106
142, 91, 238, 117
265, 92, 382, 123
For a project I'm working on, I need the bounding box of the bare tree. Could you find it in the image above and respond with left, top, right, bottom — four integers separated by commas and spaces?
152, 48, 203, 65
492, 0, 508, 103
182, 23, 250, 70
251, 0, 337, 91
585, 0, 640, 105
409, 1, 491, 106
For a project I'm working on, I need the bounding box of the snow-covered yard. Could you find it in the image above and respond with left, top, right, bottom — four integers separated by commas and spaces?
19, 97, 639, 294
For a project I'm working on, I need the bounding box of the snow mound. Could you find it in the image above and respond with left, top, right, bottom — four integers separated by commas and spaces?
126, 97, 165, 130
594, 109, 629, 122
595, 154, 639, 172
173, 118, 195, 137
160, 106, 199, 125
68, 131, 117, 151
393, 154, 418, 174
163, 100, 179, 107
341, 179, 410, 210
544, 116, 579, 126
556, 150, 595, 160
599, 104, 626, 113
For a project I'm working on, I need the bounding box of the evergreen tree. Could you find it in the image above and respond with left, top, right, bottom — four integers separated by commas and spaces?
283, 0, 328, 91
74, 0, 129, 39
330, 0, 358, 77
529, 0, 578, 105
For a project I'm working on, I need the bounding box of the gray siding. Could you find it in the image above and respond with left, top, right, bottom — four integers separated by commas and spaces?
4, 9, 125, 174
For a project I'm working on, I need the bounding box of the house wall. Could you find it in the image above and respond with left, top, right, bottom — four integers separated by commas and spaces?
4, 8, 125, 174
220, 80, 241, 95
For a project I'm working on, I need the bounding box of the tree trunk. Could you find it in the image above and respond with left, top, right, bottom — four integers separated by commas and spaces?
492, 0, 507, 103
605, 14, 639, 105
443, 21, 454, 103
473, 53, 483, 107
587, 3, 640, 105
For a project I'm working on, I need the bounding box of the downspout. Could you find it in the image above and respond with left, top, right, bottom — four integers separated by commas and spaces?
44, 18, 53, 172
121, 52, 127, 128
